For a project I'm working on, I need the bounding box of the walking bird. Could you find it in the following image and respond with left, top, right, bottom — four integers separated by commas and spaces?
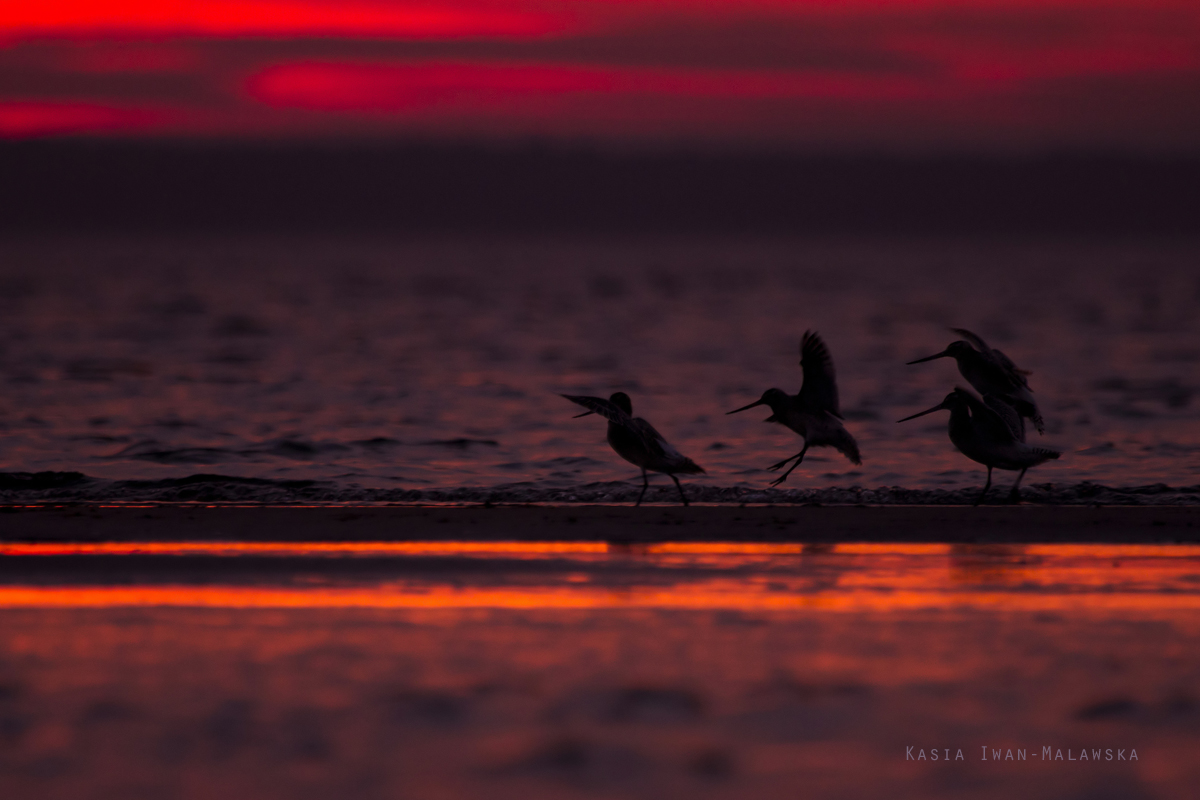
907, 328, 1044, 435
562, 392, 704, 506
899, 387, 1059, 505
727, 330, 862, 487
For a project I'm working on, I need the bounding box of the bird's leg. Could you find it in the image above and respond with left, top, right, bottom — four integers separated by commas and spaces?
635, 469, 649, 506
974, 466, 993, 506
1008, 467, 1029, 503
670, 474, 689, 507
768, 445, 808, 487
767, 450, 806, 471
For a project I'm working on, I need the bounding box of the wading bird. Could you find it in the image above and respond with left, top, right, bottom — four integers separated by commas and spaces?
562, 392, 704, 506
727, 330, 862, 487
907, 328, 1044, 435
899, 387, 1059, 505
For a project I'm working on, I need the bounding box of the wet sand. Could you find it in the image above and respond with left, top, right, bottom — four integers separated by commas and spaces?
0, 539, 1198, 799
2, 510, 1198, 798
1, 504, 1198, 544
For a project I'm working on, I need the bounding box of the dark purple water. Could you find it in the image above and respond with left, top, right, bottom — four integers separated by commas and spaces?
1, 237, 1197, 502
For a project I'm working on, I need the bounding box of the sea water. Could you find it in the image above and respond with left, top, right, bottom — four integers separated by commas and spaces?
0, 237, 1197, 502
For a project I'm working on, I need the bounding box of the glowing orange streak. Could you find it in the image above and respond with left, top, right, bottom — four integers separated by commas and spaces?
4, 542, 1199, 559
1, 584, 1198, 611
0, 541, 610, 557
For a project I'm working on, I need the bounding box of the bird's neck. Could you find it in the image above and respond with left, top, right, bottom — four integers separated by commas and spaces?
946, 405, 975, 444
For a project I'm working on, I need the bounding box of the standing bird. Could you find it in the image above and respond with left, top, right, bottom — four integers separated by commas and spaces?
727, 330, 862, 487
907, 328, 1044, 435
899, 387, 1059, 505
561, 392, 704, 506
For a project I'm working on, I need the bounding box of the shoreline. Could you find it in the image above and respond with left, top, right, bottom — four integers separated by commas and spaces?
2, 472, 1200, 507
1, 504, 1197, 544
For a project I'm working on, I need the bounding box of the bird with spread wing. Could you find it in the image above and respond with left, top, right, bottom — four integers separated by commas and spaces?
561, 391, 704, 506
727, 330, 862, 487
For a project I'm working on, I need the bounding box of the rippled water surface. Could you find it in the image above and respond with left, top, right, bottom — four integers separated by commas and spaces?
1, 237, 1197, 494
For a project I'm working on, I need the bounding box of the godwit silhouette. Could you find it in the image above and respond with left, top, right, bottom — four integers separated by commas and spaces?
899, 387, 1059, 505
562, 392, 704, 506
727, 330, 862, 487
907, 328, 1044, 435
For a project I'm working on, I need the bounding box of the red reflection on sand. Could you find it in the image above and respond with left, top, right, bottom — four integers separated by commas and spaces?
0, 101, 162, 137
247, 60, 928, 110
1, 1, 571, 40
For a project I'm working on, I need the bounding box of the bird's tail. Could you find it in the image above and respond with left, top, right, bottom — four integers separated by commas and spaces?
1010, 398, 1046, 434
1031, 447, 1060, 462
836, 433, 863, 466
672, 457, 706, 475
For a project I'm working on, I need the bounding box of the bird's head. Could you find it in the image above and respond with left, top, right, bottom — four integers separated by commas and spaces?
907, 339, 975, 365
897, 389, 967, 423
727, 388, 788, 420
609, 392, 633, 415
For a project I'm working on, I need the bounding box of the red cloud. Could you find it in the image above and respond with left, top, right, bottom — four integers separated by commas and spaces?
0, 101, 164, 137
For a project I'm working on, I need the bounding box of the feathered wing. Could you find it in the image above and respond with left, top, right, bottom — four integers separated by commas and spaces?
952, 327, 1032, 386
797, 330, 842, 418
983, 393, 1026, 442
990, 347, 1033, 385
950, 327, 990, 354
562, 395, 703, 474
561, 394, 639, 430
632, 417, 705, 474
957, 388, 1020, 445
828, 416, 863, 465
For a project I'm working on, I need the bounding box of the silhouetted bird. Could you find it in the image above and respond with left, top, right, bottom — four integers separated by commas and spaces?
899, 387, 1059, 505
727, 330, 862, 486
907, 328, 1044, 435
562, 392, 704, 506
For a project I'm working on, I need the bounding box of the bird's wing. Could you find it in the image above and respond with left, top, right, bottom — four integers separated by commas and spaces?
990, 347, 1033, 385
633, 417, 705, 473
631, 417, 674, 460
949, 327, 990, 353
952, 327, 1033, 387
983, 393, 1026, 442
561, 394, 636, 427
797, 330, 842, 418
959, 389, 1019, 444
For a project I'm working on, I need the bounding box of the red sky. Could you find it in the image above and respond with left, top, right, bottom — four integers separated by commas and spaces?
2, 0, 1199, 150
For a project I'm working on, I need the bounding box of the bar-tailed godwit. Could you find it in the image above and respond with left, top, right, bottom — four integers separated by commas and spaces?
727, 330, 862, 487
899, 387, 1059, 504
907, 328, 1044, 434
562, 392, 704, 506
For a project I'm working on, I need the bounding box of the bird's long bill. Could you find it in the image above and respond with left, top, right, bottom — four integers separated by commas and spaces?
906, 349, 951, 365
726, 399, 766, 415
572, 411, 595, 418
897, 404, 945, 423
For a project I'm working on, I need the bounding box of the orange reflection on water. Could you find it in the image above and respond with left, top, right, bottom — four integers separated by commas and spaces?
0, 541, 610, 557
0, 584, 1198, 613
0, 542, 1197, 613
10, 541, 1194, 557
